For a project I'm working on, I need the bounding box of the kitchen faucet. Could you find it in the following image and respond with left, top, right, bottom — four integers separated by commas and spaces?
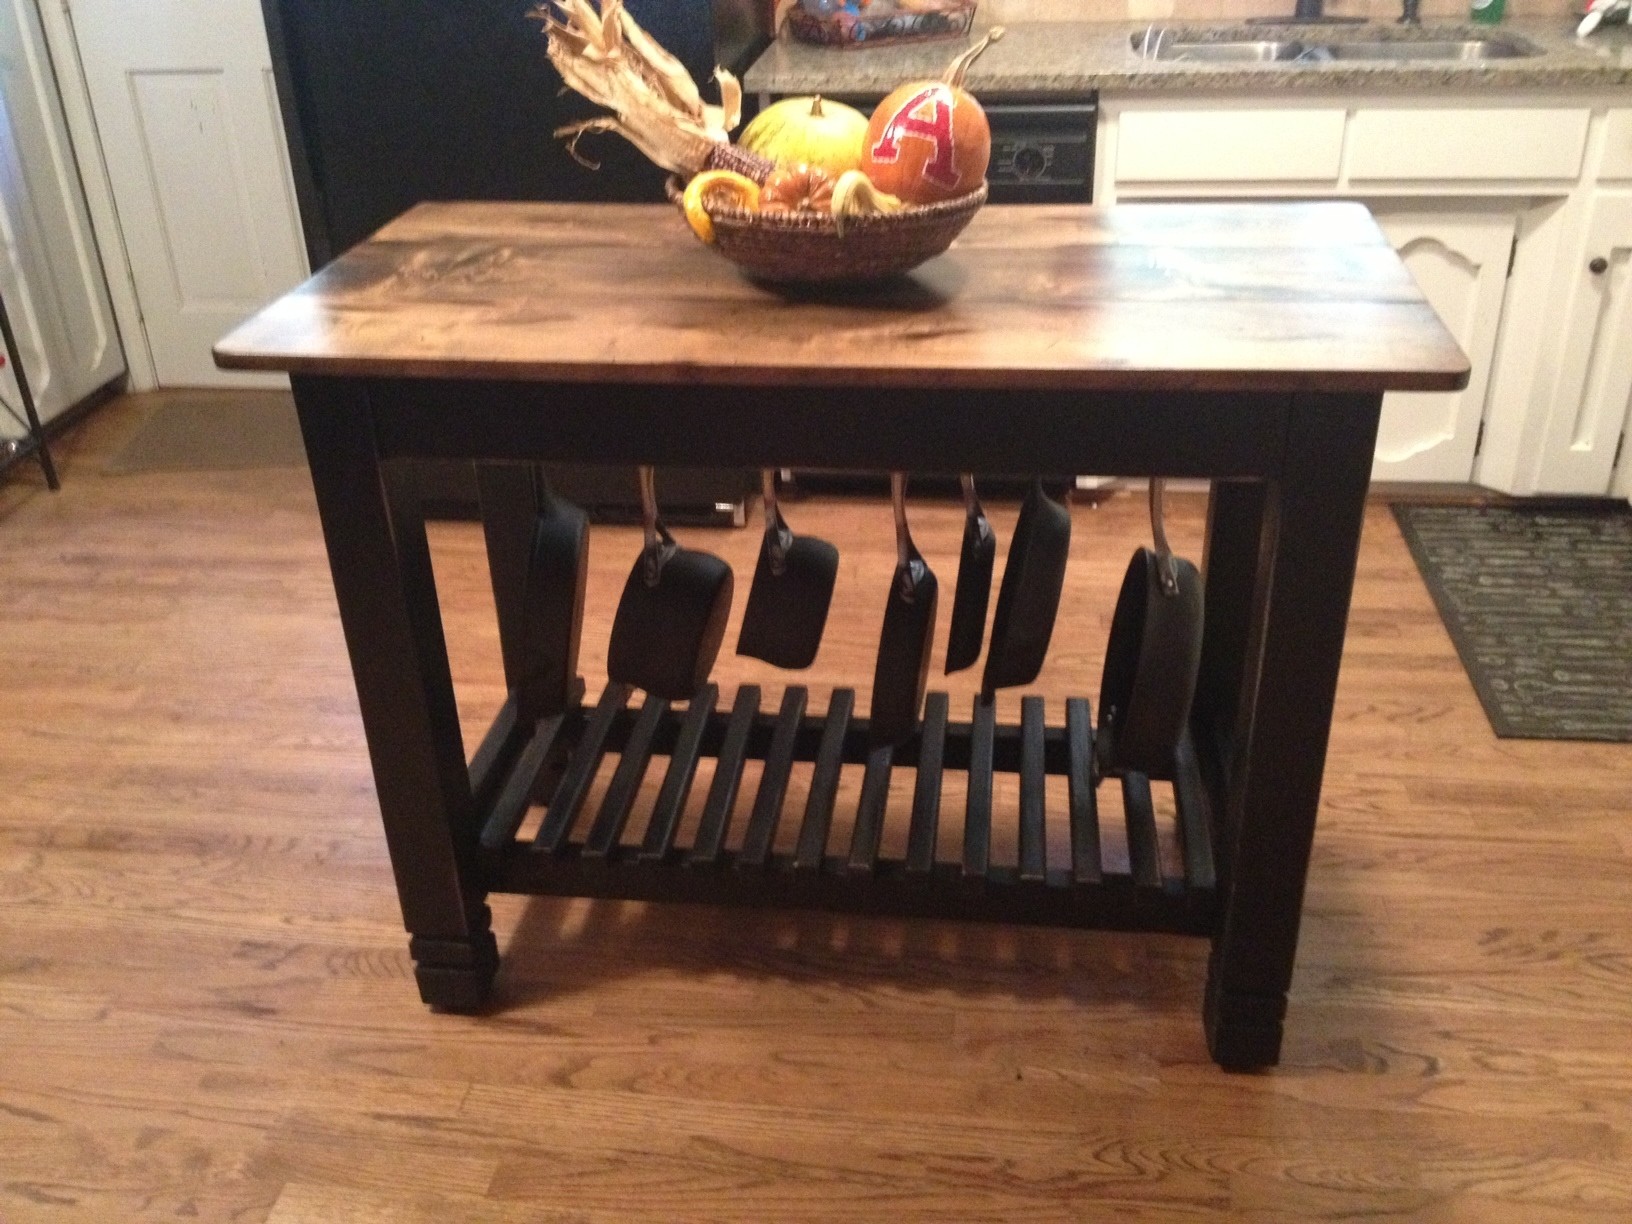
1249, 0, 1366, 23
1400, 0, 1421, 22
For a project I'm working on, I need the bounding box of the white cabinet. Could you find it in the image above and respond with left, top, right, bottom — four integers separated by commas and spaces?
0, 0, 125, 443
1370, 208, 1516, 484
1098, 92, 1629, 491
1533, 192, 1632, 494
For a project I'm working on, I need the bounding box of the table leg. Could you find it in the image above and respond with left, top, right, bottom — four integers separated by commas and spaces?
474, 463, 542, 697
1201, 393, 1381, 1070
293, 376, 499, 1011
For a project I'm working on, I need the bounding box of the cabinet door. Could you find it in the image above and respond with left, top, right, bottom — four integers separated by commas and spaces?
1371, 210, 1515, 484
1534, 193, 1632, 496
0, 0, 125, 438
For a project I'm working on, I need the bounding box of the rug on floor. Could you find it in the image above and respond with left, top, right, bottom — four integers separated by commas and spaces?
106, 394, 306, 473
1392, 502, 1632, 742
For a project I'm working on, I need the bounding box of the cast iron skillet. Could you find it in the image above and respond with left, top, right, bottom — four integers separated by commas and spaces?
1096, 479, 1204, 780
980, 478, 1072, 700
736, 468, 838, 670
607, 466, 733, 701
945, 473, 995, 675
870, 473, 938, 746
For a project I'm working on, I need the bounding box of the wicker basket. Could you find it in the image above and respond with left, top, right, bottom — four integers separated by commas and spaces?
669, 150, 986, 284
708, 188, 985, 284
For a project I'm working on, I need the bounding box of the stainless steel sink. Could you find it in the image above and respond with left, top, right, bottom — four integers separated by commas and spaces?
1130, 36, 1306, 62
1314, 38, 1537, 60
1129, 27, 1542, 64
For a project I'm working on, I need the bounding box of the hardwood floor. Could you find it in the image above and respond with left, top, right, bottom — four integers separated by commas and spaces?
1, 393, 1628, 1222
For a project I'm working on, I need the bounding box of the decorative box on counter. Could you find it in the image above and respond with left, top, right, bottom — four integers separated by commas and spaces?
784, 0, 977, 50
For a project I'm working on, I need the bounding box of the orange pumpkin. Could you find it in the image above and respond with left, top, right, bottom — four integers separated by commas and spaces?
859, 28, 1002, 206
861, 82, 990, 205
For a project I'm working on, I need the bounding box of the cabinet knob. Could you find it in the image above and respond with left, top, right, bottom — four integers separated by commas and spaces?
1589, 256, 1609, 275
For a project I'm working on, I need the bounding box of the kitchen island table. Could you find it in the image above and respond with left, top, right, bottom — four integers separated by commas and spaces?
215, 199, 1467, 1069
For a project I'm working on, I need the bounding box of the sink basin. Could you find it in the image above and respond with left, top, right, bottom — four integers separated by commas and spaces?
1130, 36, 1305, 62
1314, 38, 1537, 60
1129, 27, 1542, 64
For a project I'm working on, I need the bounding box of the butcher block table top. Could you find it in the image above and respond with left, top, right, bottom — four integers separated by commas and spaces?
214, 199, 1469, 395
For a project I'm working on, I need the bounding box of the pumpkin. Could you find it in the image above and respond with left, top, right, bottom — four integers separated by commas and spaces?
739, 95, 869, 179
859, 29, 1002, 206
760, 163, 837, 214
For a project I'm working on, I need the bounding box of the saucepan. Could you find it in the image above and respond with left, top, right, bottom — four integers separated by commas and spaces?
1096, 478, 1203, 779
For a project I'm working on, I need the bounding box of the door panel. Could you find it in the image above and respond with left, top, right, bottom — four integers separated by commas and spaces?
1535, 194, 1632, 495
1372, 211, 1514, 484
0, 0, 125, 434
69, 0, 306, 387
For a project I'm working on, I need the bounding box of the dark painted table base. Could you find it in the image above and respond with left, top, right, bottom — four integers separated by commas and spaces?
291, 374, 1381, 1071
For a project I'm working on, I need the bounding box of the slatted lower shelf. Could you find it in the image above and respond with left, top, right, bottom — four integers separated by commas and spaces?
469, 685, 1219, 937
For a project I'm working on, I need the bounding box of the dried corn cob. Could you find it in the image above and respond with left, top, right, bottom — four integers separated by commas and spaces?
540, 0, 742, 177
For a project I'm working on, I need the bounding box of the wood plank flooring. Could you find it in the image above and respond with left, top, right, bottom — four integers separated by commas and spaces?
1, 393, 1628, 1222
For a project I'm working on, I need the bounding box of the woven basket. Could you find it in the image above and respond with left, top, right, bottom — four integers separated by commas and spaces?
670, 148, 986, 284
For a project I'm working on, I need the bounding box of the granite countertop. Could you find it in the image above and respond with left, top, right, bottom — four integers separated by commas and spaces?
742, 18, 1632, 95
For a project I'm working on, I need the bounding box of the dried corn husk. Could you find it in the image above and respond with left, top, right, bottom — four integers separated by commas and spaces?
541, 0, 741, 177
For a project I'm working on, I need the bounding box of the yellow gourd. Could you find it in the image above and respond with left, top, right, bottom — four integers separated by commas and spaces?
739, 95, 869, 179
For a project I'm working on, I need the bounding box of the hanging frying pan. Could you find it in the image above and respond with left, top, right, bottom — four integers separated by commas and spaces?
1096, 478, 1204, 779
869, 473, 938, 747
980, 478, 1072, 699
736, 469, 838, 670
516, 477, 590, 721
607, 466, 734, 701
945, 474, 995, 675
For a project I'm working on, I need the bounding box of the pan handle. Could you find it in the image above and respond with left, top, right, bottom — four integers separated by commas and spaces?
1149, 478, 1180, 597
761, 469, 792, 576
637, 466, 677, 587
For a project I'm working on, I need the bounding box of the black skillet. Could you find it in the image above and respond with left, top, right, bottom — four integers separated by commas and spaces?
980, 478, 1072, 699
945, 473, 995, 674
516, 476, 590, 720
736, 469, 838, 670
1096, 479, 1204, 780
607, 466, 734, 701
870, 473, 938, 746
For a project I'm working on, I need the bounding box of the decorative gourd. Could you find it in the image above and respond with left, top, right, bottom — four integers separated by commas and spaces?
860, 28, 1002, 206
739, 95, 869, 179
760, 164, 837, 214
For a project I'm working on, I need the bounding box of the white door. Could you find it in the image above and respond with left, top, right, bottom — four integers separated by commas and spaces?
66, 0, 306, 387
0, 0, 125, 436
1370, 209, 1515, 484
1534, 193, 1632, 496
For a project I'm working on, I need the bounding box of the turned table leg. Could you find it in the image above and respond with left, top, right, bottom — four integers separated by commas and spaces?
1200, 392, 1382, 1069
293, 375, 498, 1011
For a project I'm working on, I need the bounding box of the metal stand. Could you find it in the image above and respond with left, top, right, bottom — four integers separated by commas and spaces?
0, 287, 60, 490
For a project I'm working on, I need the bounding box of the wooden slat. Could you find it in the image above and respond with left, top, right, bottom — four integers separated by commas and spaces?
467, 691, 519, 810
1172, 730, 1218, 892
479, 709, 567, 850
738, 686, 808, 870
963, 697, 996, 878
639, 685, 716, 862
847, 743, 895, 875
794, 688, 854, 872
1065, 697, 1103, 884
1018, 695, 1047, 883
905, 692, 949, 874
583, 695, 668, 858
1121, 770, 1163, 891
688, 685, 760, 866
534, 684, 630, 853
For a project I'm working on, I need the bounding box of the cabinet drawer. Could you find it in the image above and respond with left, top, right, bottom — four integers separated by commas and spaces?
1599, 110, 1632, 181
1348, 108, 1589, 182
1115, 109, 1345, 184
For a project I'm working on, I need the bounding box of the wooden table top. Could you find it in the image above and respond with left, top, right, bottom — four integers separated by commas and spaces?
214, 200, 1469, 394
